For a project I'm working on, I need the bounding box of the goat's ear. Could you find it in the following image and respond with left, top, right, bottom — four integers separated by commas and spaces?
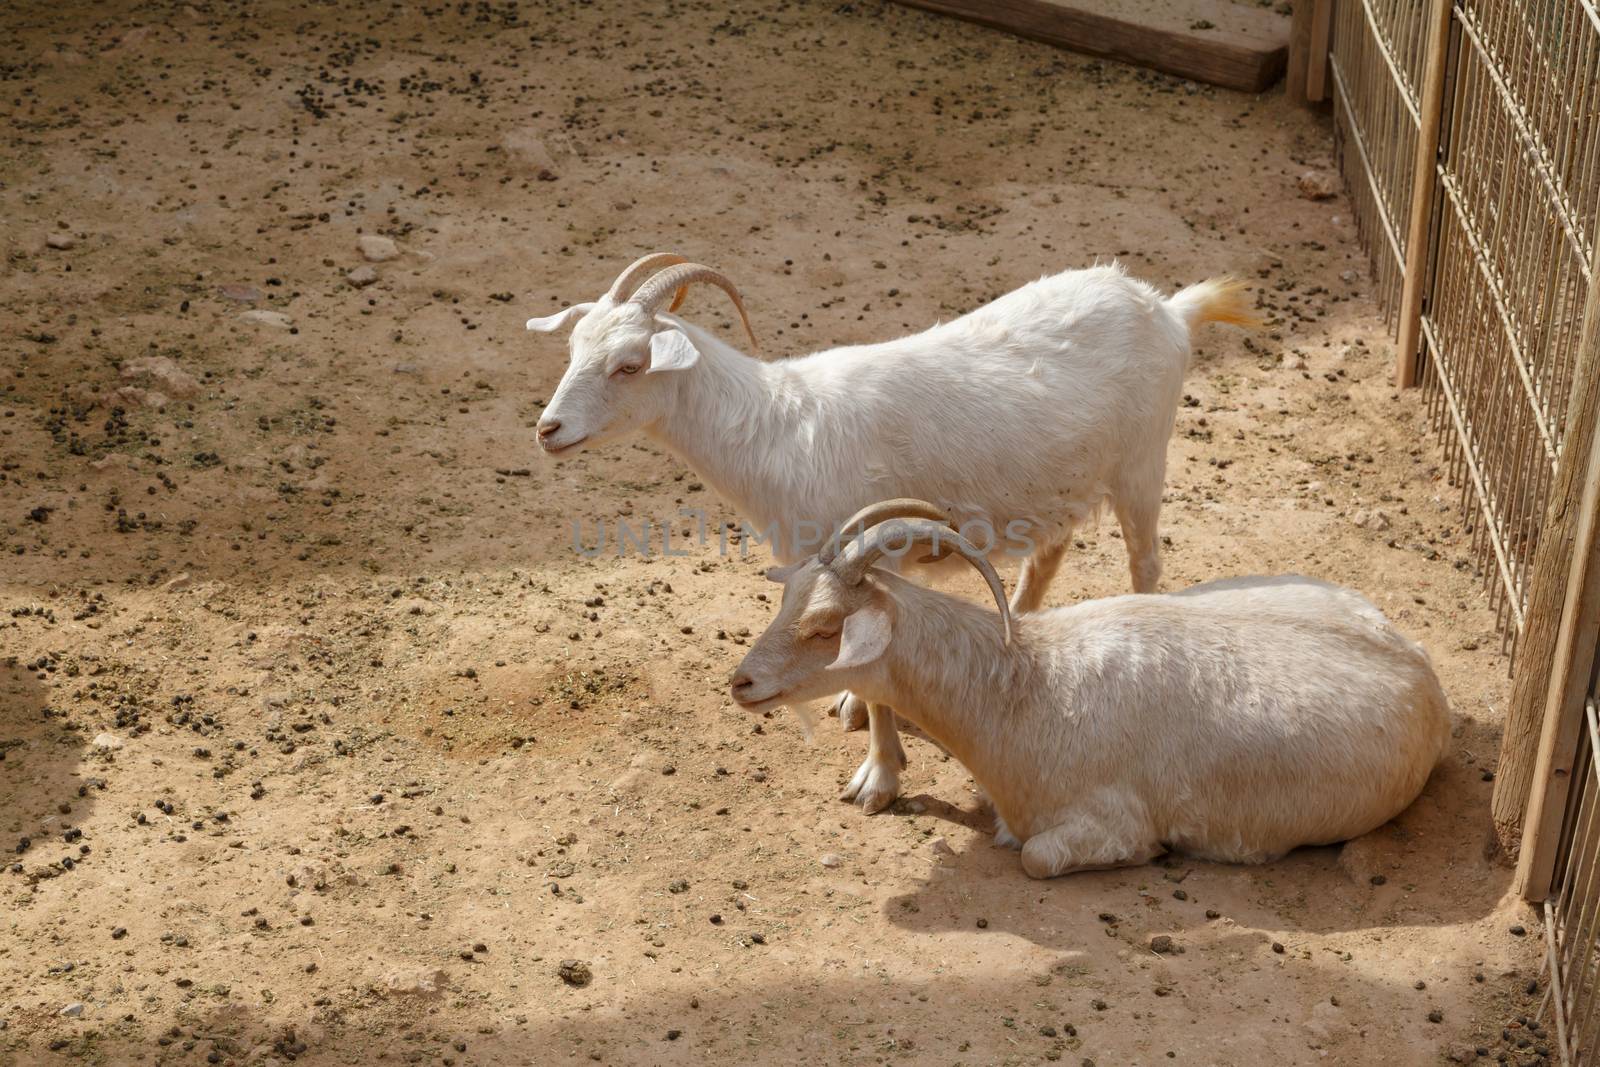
525, 303, 596, 332
828, 604, 892, 671
765, 561, 803, 584
647, 327, 701, 373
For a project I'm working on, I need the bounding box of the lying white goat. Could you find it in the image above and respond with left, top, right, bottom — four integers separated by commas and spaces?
529, 254, 1255, 814
730, 501, 1452, 878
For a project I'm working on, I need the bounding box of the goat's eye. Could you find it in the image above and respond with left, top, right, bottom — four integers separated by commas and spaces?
809, 628, 838, 641
613, 363, 642, 377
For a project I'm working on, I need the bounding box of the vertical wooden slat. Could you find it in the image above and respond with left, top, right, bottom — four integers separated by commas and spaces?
1287, 0, 1316, 104
1396, 0, 1454, 387
1499, 255, 1600, 877
1307, 0, 1334, 102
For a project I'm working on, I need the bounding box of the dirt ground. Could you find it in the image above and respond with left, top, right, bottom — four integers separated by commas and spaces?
0, 1, 1554, 1064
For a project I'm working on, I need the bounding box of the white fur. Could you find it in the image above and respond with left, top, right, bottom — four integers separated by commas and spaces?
533, 264, 1250, 809
734, 569, 1452, 878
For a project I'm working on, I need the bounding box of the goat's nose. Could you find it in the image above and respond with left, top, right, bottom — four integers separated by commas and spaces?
537, 419, 561, 440
730, 673, 753, 694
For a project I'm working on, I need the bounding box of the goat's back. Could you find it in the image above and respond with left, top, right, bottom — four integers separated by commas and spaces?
1027, 576, 1451, 862
796, 265, 1195, 542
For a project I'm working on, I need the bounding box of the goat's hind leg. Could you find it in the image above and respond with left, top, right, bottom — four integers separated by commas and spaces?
1018, 799, 1162, 878
840, 703, 906, 814
1112, 491, 1163, 594
1010, 541, 1067, 613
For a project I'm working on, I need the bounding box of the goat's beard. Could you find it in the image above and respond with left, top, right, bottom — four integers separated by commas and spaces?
784, 700, 823, 743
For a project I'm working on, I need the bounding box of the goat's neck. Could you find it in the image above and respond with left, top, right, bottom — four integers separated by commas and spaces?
870, 579, 1028, 785
647, 336, 821, 546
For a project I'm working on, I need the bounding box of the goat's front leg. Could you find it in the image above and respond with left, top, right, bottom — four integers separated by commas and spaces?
839, 703, 905, 814
1016, 793, 1162, 878
830, 691, 870, 731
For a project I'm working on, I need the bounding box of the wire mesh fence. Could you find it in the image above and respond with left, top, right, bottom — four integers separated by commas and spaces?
1331, 2, 1600, 1060
1540, 671, 1600, 1064
1329, 0, 1434, 320
1417, 0, 1600, 647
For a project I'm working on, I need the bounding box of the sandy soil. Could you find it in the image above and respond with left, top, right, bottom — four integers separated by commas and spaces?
0, 1, 1553, 1064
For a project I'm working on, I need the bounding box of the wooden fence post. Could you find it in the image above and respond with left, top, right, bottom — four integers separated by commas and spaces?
1491, 263, 1600, 869
1395, 0, 1453, 388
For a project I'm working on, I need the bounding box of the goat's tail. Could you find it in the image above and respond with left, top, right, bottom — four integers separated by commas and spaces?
1168, 276, 1262, 333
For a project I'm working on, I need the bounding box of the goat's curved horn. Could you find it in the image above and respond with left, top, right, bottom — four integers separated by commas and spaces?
605, 252, 689, 304
834, 518, 1012, 645
632, 263, 758, 350
818, 498, 954, 566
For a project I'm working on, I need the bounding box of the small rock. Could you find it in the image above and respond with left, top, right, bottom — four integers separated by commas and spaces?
1298, 170, 1340, 200
165, 573, 193, 593
1350, 508, 1391, 531
59, 1003, 84, 1018
558, 959, 591, 987
121, 356, 200, 399
347, 265, 379, 288
91, 733, 124, 752
381, 967, 448, 997
46, 232, 76, 250
928, 837, 955, 857
1150, 934, 1175, 954
819, 853, 844, 869
239, 310, 294, 330
501, 127, 560, 180
358, 235, 401, 262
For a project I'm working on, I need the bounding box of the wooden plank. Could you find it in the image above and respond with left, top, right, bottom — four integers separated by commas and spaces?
892, 0, 1291, 94
1503, 265, 1600, 892
1305, 0, 1334, 102
1396, 0, 1454, 387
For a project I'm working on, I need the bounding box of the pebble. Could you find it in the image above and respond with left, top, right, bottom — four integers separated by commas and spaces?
347, 265, 379, 288
239, 310, 294, 329
500, 127, 560, 180
59, 1003, 84, 1018
819, 853, 844, 868
121, 356, 200, 399
46, 232, 76, 250
92, 733, 125, 751
358, 234, 400, 262
381, 967, 448, 996
1150, 934, 1174, 954
1350, 508, 1392, 531
1297, 170, 1339, 200
558, 959, 592, 987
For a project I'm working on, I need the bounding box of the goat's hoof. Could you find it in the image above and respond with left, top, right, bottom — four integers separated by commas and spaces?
832, 692, 869, 732
840, 758, 900, 814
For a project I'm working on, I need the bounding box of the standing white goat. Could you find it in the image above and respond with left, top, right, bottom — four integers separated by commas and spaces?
529, 253, 1256, 813
730, 502, 1453, 878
